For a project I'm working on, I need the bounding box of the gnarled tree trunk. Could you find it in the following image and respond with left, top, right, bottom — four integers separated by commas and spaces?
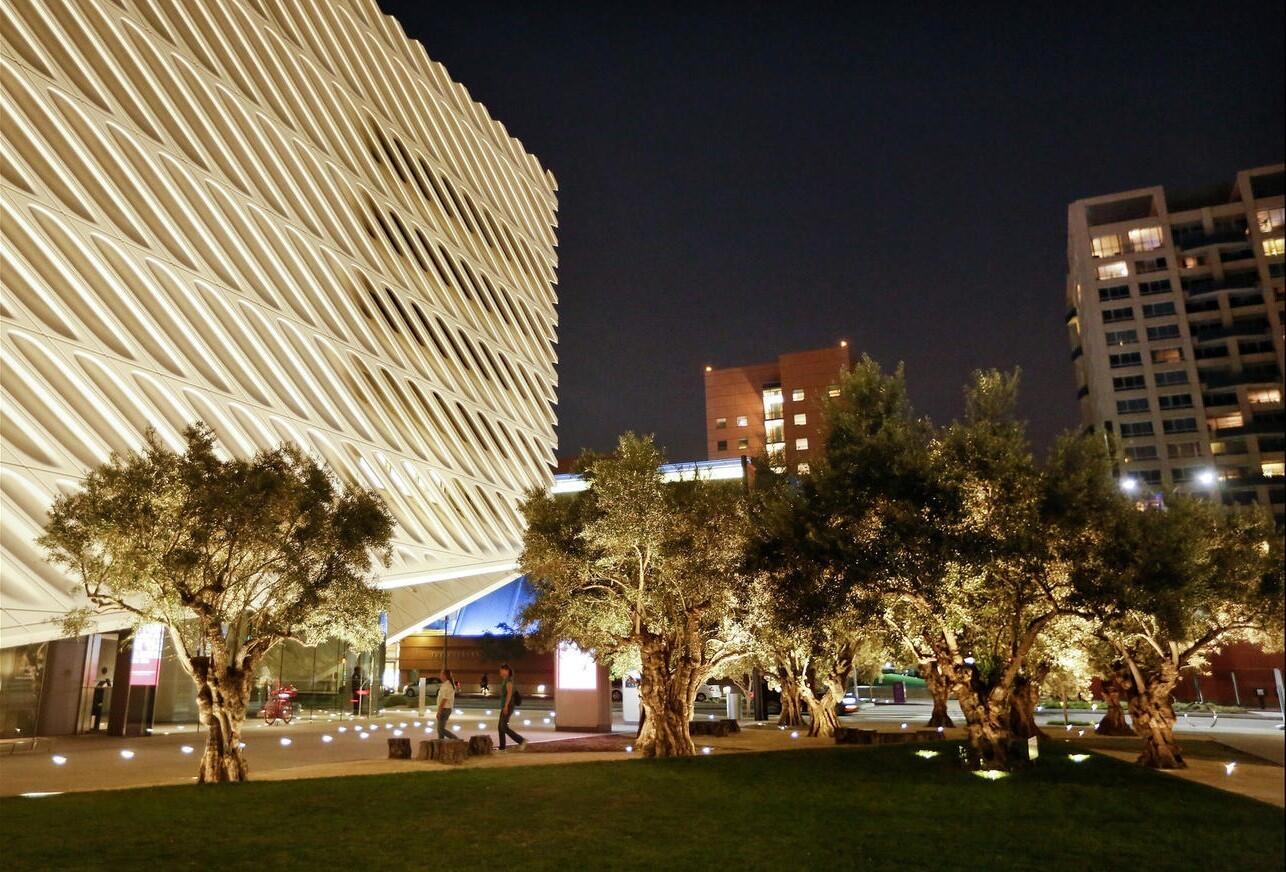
925, 662, 954, 728
195, 666, 253, 783
636, 638, 700, 757
1126, 666, 1184, 769
1007, 675, 1045, 740
777, 676, 804, 727
1095, 677, 1134, 736
951, 664, 1012, 770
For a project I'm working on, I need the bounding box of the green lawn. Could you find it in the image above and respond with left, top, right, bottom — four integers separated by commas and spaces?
2, 743, 1281, 871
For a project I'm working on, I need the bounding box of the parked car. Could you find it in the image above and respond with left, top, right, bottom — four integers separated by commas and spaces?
695, 683, 725, 703
837, 691, 860, 715
402, 678, 442, 700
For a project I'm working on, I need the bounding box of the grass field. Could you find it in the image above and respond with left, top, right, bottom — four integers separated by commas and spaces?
2, 742, 1281, 871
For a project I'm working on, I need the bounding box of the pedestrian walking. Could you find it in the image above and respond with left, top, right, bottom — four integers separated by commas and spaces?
480, 672, 490, 695
90, 667, 111, 731
436, 669, 459, 739
496, 663, 527, 751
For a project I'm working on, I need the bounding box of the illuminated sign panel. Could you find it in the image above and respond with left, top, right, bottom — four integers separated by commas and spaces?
129, 624, 166, 687
556, 643, 598, 691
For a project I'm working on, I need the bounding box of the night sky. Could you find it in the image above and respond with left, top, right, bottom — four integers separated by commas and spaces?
380, 2, 1285, 460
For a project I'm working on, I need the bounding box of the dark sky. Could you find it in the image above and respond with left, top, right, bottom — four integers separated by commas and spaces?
380, 2, 1285, 460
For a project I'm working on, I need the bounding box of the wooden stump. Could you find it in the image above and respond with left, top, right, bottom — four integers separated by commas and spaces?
834, 727, 875, 745
689, 719, 740, 737
468, 735, 495, 756
418, 738, 468, 763
387, 737, 412, 759
417, 740, 434, 761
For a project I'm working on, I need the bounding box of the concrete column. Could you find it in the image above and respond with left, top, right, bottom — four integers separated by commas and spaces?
35, 637, 89, 736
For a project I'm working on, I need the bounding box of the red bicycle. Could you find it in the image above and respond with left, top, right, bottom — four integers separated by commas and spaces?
261, 684, 298, 725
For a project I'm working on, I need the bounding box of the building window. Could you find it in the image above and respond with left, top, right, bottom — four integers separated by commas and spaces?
794, 438, 809, 451
1139, 279, 1171, 295
1109, 352, 1142, 369
827, 385, 841, 398
1151, 347, 1183, 364
1247, 388, 1282, 405
1120, 421, 1154, 438
1154, 370, 1188, 386
1128, 226, 1164, 252
796, 462, 810, 475
716, 440, 728, 451
737, 438, 749, 450
1091, 234, 1122, 258
1096, 262, 1129, 280
1102, 306, 1134, 323
1105, 329, 1137, 346
1167, 442, 1201, 459
1263, 237, 1286, 257
1210, 440, 1246, 456
1124, 445, 1158, 461
762, 387, 783, 422
793, 413, 807, 426
1158, 393, 1193, 410
1162, 417, 1198, 434
1207, 412, 1243, 432
1116, 398, 1149, 414
1098, 284, 1130, 302
1146, 324, 1181, 341
1134, 257, 1167, 274
1263, 462, 1285, 478
791, 388, 805, 402
715, 417, 727, 429
1113, 375, 1146, 391
736, 415, 749, 427
1257, 208, 1285, 232
1142, 302, 1176, 318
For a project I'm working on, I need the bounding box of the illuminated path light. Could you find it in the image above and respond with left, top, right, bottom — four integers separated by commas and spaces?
322, 735, 334, 744
119, 750, 135, 760
974, 770, 1008, 781
1068, 754, 1090, 763
915, 750, 939, 759
180, 746, 194, 755
280, 738, 292, 746
51, 755, 67, 766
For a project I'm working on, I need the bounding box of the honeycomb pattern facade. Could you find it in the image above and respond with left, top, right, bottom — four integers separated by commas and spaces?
1, 0, 559, 646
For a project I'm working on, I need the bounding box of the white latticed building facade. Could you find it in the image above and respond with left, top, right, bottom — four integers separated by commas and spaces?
1, 0, 559, 648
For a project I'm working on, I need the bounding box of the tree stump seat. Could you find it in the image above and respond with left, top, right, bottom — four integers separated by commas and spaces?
387, 737, 412, 759
689, 718, 740, 737
468, 735, 495, 756
834, 727, 876, 745
418, 738, 468, 764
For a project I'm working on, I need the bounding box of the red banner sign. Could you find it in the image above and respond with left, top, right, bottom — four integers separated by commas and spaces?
129, 624, 166, 686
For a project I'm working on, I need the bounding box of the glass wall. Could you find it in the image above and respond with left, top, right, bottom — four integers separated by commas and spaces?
0, 642, 48, 739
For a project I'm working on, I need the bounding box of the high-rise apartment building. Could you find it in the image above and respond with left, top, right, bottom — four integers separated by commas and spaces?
704, 343, 852, 473
1066, 165, 1284, 524
1, 0, 559, 649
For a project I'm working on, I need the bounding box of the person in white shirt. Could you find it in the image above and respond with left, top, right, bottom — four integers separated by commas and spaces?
436, 669, 459, 740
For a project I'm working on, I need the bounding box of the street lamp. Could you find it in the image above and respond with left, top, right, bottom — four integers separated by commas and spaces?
1195, 468, 1218, 488
1119, 477, 1139, 494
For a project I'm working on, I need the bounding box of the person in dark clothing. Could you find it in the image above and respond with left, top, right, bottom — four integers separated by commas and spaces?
350, 666, 363, 716
480, 672, 490, 695
496, 663, 526, 751
91, 668, 112, 731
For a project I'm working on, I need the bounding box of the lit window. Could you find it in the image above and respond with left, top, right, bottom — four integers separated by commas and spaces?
791, 388, 805, 402
1180, 255, 1206, 269
1096, 262, 1128, 280
765, 420, 784, 444
1091, 234, 1122, 258
1247, 388, 1282, 405
793, 413, 807, 426
1257, 208, 1284, 232
1207, 412, 1243, 432
1262, 462, 1285, 478
736, 415, 749, 427
826, 385, 840, 398
1262, 238, 1285, 257
794, 438, 809, 451
737, 438, 749, 450
1127, 226, 1164, 252
716, 440, 727, 452
761, 387, 783, 421
796, 463, 810, 475
714, 417, 727, 429
1151, 348, 1183, 365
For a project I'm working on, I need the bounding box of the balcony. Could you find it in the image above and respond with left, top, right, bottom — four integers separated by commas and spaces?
1183, 277, 1261, 299
1198, 365, 1283, 389
1176, 228, 1250, 250
1189, 321, 1271, 344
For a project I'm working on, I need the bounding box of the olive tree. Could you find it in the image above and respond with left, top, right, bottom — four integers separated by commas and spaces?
41, 425, 393, 783
1074, 494, 1282, 768
519, 434, 747, 757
